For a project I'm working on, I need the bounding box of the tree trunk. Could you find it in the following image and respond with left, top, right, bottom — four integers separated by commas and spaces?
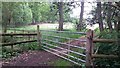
77, 2, 84, 31
58, 2, 64, 31
2, 25, 7, 33
97, 2, 104, 32
107, 2, 113, 32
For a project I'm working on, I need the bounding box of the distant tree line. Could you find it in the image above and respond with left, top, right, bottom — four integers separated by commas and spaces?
1, 2, 120, 32
1, 2, 73, 32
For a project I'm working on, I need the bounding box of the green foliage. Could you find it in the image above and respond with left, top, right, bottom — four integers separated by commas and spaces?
2, 2, 33, 27
2, 2, 73, 28
19, 42, 40, 51
2, 46, 21, 59
13, 3, 24, 24
0, 2, 2, 25
94, 30, 120, 66
29, 2, 42, 22
22, 3, 32, 24
2, 42, 40, 59
99, 30, 118, 39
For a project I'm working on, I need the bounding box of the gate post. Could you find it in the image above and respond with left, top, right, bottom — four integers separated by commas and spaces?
85, 29, 93, 67
37, 25, 41, 49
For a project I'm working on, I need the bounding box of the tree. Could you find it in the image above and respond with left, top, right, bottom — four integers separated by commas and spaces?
58, 2, 64, 31
29, 2, 42, 23
22, 3, 32, 24
51, 2, 74, 31
12, 3, 32, 26
77, 2, 84, 31
2, 2, 14, 33
106, 2, 113, 32
96, 2, 104, 32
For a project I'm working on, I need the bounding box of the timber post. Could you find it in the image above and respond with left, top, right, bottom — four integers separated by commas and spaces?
33, 31, 36, 39
37, 25, 41, 49
28, 31, 30, 40
10, 32, 14, 50
85, 29, 93, 67
22, 30, 25, 40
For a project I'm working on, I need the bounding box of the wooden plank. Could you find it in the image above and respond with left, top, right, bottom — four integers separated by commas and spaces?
1, 40, 37, 46
0, 33, 37, 36
10, 32, 13, 50
8, 29, 35, 32
93, 39, 117, 43
92, 54, 118, 58
37, 25, 41, 48
28, 31, 30, 40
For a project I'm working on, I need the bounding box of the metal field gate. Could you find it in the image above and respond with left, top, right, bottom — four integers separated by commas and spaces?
40, 29, 93, 66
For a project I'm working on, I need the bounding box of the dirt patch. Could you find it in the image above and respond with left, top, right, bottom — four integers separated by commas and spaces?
2, 50, 59, 66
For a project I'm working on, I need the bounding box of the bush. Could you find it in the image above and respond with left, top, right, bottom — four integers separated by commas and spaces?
94, 30, 120, 66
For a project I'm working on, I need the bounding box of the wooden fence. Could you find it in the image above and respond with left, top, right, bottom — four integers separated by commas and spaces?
1, 25, 119, 67
1, 25, 41, 50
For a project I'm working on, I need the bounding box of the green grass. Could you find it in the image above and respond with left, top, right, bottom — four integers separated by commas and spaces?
52, 59, 73, 66
12, 23, 75, 31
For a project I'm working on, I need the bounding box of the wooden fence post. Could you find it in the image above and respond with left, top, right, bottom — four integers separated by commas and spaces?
11, 32, 14, 50
22, 30, 24, 33
28, 31, 30, 40
85, 29, 93, 67
33, 31, 36, 39
37, 25, 41, 48
22, 30, 25, 40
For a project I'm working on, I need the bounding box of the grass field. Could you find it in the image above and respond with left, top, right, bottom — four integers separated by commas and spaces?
15, 23, 75, 31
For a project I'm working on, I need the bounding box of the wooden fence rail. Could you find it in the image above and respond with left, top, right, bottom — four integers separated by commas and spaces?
1, 40, 37, 46
93, 39, 118, 43
1, 25, 41, 50
0, 33, 37, 36
92, 54, 118, 58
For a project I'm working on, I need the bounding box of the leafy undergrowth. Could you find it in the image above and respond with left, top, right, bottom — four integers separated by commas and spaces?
2, 42, 42, 60
94, 30, 120, 66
